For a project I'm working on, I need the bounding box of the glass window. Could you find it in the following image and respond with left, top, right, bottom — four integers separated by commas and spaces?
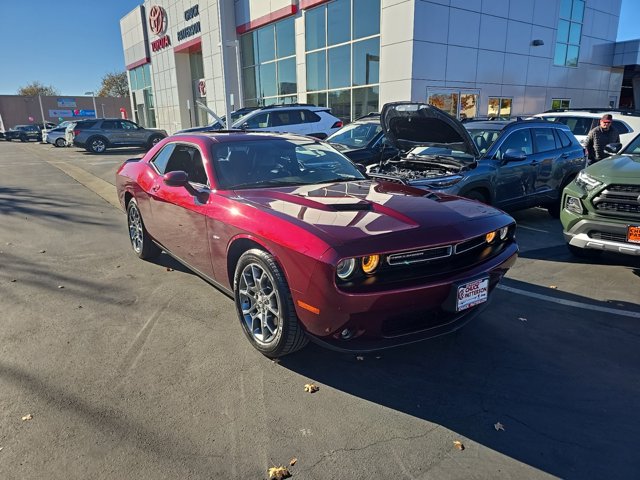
151, 143, 176, 174
500, 98, 512, 118
554, 0, 584, 67
269, 110, 303, 127
352, 86, 379, 119
353, 0, 380, 39
497, 129, 533, 159
571, 0, 585, 22
554, 44, 567, 66
328, 0, 350, 46
244, 112, 269, 129
551, 99, 571, 110
328, 89, 351, 123
353, 37, 379, 86
569, 23, 581, 44
428, 92, 459, 117
278, 58, 297, 95
557, 20, 570, 43
533, 128, 558, 152
305, 6, 326, 51
129, 70, 138, 91
560, 0, 572, 19
135, 68, 144, 91
556, 129, 573, 148
241, 32, 258, 66
257, 26, 275, 63
242, 67, 258, 100
301, 110, 321, 123
566, 45, 579, 66
612, 121, 630, 134
460, 94, 478, 120
328, 45, 350, 89
306, 51, 327, 91
276, 17, 295, 58
259, 62, 277, 98
143, 64, 152, 88
307, 91, 327, 107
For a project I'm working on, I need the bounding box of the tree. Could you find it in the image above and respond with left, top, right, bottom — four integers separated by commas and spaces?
17, 81, 59, 96
97, 71, 129, 97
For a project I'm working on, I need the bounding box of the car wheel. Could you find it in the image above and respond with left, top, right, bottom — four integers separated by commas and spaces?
20, 135, 27, 142
6, 138, 11, 142
127, 198, 161, 260
463, 190, 489, 204
234, 249, 309, 358
87, 136, 108, 153
55, 138, 66, 147
567, 244, 603, 259
147, 135, 163, 150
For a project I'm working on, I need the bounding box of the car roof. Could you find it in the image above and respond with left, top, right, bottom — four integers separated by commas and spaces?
173, 130, 321, 144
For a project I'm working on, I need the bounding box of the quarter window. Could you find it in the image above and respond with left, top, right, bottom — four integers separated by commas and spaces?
612, 121, 630, 134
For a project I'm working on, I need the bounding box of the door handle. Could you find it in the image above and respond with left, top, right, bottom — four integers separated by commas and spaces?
530, 160, 539, 166
560, 153, 569, 159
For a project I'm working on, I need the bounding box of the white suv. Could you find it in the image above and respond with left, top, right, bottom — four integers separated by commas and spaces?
533, 109, 640, 149
231, 104, 343, 139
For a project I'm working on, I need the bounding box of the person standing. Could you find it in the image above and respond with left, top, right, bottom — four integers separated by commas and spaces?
584, 114, 620, 163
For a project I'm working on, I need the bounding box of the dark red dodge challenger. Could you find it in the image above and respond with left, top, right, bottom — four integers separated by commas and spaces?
116, 131, 518, 357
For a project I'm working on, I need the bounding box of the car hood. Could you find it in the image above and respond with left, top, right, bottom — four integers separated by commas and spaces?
586, 154, 640, 179
380, 102, 480, 158
236, 180, 506, 252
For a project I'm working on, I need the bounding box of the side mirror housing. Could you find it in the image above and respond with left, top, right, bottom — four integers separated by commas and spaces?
502, 148, 527, 162
163, 170, 189, 187
604, 142, 622, 154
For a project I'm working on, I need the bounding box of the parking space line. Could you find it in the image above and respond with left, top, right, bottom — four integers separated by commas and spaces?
497, 285, 640, 319
51, 162, 120, 209
517, 224, 549, 233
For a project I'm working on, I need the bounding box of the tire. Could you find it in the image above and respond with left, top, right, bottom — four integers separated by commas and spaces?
55, 138, 66, 147
234, 249, 309, 358
463, 189, 489, 204
548, 177, 576, 218
87, 136, 108, 154
147, 135, 163, 150
567, 244, 603, 259
20, 135, 27, 142
126, 198, 161, 260
6, 138, 11, 142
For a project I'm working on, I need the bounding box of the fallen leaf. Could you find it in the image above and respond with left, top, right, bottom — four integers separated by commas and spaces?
549, 285, 558, 289
78, 305, 83, 309
166, 267, 174, 272
289, 457, 297, 466
494, 422, 505, 431
304, 383, 319, 393
453, 440, 465, 450
0, 446, 3, 451
10, 279, 17, 283
22, 414, 33, 421
268, 466, 291, 479
518, 317, 527, 322
57, 285, 64, 289
356, 356, 364, 361
39, 250, 46, 253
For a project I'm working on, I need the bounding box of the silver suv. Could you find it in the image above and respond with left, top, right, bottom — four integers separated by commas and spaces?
72, 119, 167, 154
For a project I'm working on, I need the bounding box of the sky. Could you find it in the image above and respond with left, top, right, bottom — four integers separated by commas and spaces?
0, 0, 639, 96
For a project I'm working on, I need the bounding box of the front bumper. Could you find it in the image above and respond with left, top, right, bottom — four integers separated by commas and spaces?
563, 218, 640, 255
294, 242, 518, 352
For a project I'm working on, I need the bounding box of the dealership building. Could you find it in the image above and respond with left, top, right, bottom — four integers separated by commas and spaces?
120, 0, 637, 133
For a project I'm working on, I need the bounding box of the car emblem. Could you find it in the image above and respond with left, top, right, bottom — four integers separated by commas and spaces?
149, 5, 167, 36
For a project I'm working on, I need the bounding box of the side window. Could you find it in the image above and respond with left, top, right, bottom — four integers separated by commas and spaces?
120, 121, 138, 130
301, 110, 321, 123
555, 129, 573, 148
612, 121, 630, 134
556, 117, 593, 136
164, 144, 208, 185
269, 110, 303, 127
496, 129, 533, 160
533, 128, 558, 153
101, 120, 118, 130
150, 144, 176, 174
244, 113, 269, 129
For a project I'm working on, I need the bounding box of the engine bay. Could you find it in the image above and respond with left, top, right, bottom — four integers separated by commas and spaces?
367, 156, 467, 182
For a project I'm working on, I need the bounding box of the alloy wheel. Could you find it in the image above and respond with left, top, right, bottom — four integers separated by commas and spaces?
91, 139, 106, 153
238, 263, 281, 345
128, 204, 143, 253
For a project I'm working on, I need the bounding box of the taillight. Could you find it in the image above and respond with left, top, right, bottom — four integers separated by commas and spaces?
331, 121, 343, 129
73, 129, 80, 136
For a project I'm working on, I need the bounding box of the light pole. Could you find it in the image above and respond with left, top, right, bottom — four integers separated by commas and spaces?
84, 91, 98, 118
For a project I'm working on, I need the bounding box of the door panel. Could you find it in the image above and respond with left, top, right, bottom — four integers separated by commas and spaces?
494, 128, 536, 209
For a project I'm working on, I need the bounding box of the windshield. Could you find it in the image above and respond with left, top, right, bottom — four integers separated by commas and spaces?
327, 122, 382, 148
409, 145, 476, 160
465, 128, 503, 155
623, 134, 640, 154
212, 139, 366, 190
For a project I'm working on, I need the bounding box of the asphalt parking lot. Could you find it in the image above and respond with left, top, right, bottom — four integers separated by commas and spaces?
1, 140, 640, 480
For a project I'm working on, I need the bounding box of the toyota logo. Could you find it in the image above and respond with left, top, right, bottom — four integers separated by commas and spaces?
149, 5, 167, 36
198, 80, 206, 96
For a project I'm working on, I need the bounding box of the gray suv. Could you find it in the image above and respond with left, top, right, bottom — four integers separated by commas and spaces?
367, 102, 587, 217
72, 119, 167, 154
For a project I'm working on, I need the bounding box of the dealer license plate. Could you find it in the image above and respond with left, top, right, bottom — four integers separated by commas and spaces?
456, 277, 489, 312
628, 225, 640, 244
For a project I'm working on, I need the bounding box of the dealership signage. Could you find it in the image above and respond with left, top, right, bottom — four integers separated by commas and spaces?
49, 109, 96, 118
149, 5, 171, 52
178, 4, 200, 42
57, 98, 77, 108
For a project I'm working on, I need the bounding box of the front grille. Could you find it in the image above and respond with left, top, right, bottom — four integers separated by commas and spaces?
387, 246, 452, 265
592, 184, 640, 216
588, 231, 627, 243
455, 234, 487, 254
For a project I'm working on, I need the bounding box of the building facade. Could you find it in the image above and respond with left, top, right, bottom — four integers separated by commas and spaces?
120, 0, 631, 133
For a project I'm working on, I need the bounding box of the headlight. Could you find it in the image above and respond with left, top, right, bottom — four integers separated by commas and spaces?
424, 175, 464, 188
499, 226, 509, 240
336, 258, 356, 280
361, 255, 380, 274
575, 170, 602, 192
485, 231, 497, 243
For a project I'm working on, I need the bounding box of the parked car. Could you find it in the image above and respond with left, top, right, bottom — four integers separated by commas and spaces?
42, 120, 75, 143
73, 118, 167, 153
561, 134, 640, 257
231, 104, 343, 139
533, 108, 640, 150
367, 102, 587, 217
177, 107, 258, 133
116, 131, 518, 357
326, 113, 398, 166
45, 127, 68, 147
4, 124, 42, 142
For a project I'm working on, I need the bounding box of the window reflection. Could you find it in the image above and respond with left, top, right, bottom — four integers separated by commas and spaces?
353, 0, 380, 39
257, 26, 275, 63
277, 58, 297, 95
353, 38, 379, 86
276, 17, 295, 57
305, 7, 325, 51
328, 0, 350, 46
328, 45, 350, 89
306, 51, 327, 91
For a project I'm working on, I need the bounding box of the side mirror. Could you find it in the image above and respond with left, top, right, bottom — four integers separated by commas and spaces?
163, 170, 189, 187
502, 148, 527, 162
240, 122, 249, 130
604, 142, 622, 154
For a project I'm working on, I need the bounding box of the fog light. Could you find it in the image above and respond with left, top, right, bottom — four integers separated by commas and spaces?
499, 226, 509, 240
485, 231, 497, 243
565, 196, 583, 214
341, 328, 354, 340
361, 255, 380, 274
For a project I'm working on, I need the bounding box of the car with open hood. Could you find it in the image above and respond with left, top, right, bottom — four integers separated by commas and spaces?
367, 102, 587, 216
116, 131, 518, 357
561, 133, 640, 257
